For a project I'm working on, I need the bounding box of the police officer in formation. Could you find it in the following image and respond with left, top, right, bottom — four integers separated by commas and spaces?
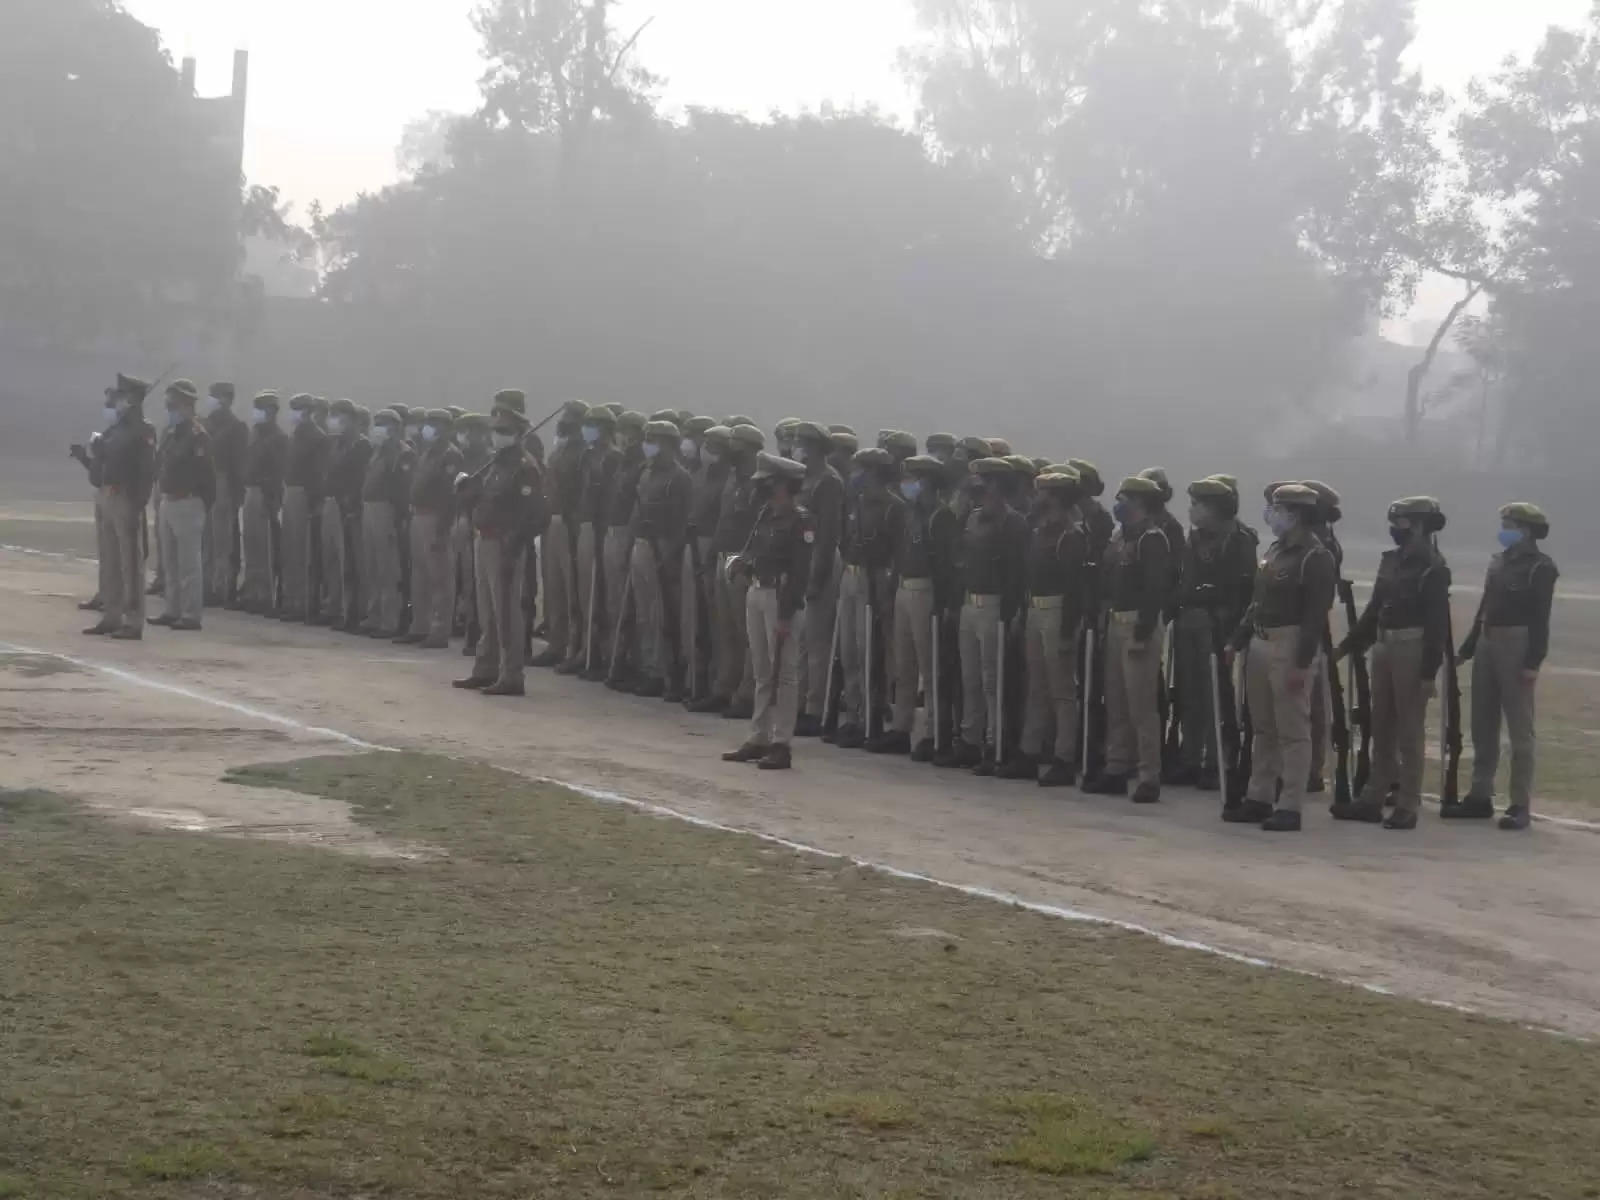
70, 379, 1561, 832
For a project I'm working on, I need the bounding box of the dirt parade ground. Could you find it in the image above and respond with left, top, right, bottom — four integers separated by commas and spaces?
5, 539, 1600, 1041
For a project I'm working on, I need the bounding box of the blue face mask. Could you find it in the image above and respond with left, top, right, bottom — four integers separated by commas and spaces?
252, 408, 272, 426
850, 469, 864, 489
1498, 527, 1526, 549
1267, 508, 1294, 537
371, 427, 390, 445
581, 425, 599, 445
166, 409, 183, 428
900, 480, 922, 502
420, 425, 437, 443
643, 442, 660, 460
328, 416, 346, 436
1112, 500, 1130, 524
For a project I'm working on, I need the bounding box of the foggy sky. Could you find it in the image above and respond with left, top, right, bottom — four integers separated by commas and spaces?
123, 0, 1592, 328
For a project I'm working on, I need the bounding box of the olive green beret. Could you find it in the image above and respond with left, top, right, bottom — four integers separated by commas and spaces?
329, 397, 357, 417
830, 430, 860, 454
352, 405, 371, 423
1002, 454, 1038, 478
1270, 483, 1321, 510
424, 408, 451, 425
208, 382, 235, 402
166, 379, 199, 403
925, 432, 957, 453
1137, 466, 1173, 502
1116, 475, 1163, 499
372, 408, 402, 427
959, 436, 992, 459
792, 420, 831, 445
674, 409, 695, 428
562, 399, 592, 422
1036, 469, 1083, 493
602, 402, 623, 418
682, 416, 717, 438
649, 408, 680, 425
730, 424, 766, 451
829, 424, 856, 437
253, 390, 281, 409
1500, 502, 1549, 535
753, 452, 805, 482
703, 424, 733, 447
1388, 495, 1444, 521
311, 396, 330, 415
775, 417, 802, 436
390, 404, 412, 424
288, 393, 316, 411
986, 437, 1013, 456
618, 410, 647, 434
1188, 478, 1234, 501
643, 420, 681, 441
724, 414, 756, 428
1207, 473, 1240, 495
970, 456, 1013, 477
114, 372, 151, 398
852, 446, 894, 469
445, 405, 466, 421
903, 454, 946, 476
1300, 480, 1342, 522
884, 431, 918, 457
1066, 459, 1104, 496
1030, 457, 1051, 473
583, 407, 617, 430
492, 389, 527, 420
456, 413, 490, 432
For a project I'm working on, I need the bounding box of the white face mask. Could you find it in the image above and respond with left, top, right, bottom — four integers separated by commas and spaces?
642, 442, 661, 460
113, 398, 132, 417
166, 409, 184, 428
102, 407, 118, 429
202, 396, 220, 415
683, 440, 701, 462
491, 431, 517, 451
252, 408, 273, 426
421, 425, 438, 443
328, 416, 347, 436
371, 426, 391, 445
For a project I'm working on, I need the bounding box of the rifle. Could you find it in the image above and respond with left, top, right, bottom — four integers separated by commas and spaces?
585, 548, 601, 675
863, 569, 879, 741
1323, 622, 1353, 806
606, 562, 635, 685
682, 542, 700, 700
820, 589, 844, 732
995, 615, 1008, 762
931, 610, 943, 755
1338, 579, 1373, 796
1441, 585, 1463, 808
1161, 620, 1181, 772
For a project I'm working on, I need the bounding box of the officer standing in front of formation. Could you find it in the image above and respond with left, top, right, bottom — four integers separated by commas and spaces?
834, 446, 906, 748
561, 406, 621, 676
1333, 497, 1451, 831
1453, 503, 1559, 831
70, 389, 113, 613
629, 419, 693, 699
678, 417, 723, 703
792, 422, 845, 736
1168, 477, 1258, 788
149, 381, 216, 632
532, 401, 588, 669
939, 457, 1027, 773
1083, 475, 1172, 802
453, 390, 548, 696
1005, 468, 1090, 785
398, 409, 463, 649
278, 395, 324, 622
84, 374, 157, 640
239, 391, 287, 615
703, 423, 766, 718
358, 409, 412, 638
317, 399, 368, 630
723, 453, 814, 770
1226, 483, 1337, 832
870, 454, 958, 759
202, 382, 249, 608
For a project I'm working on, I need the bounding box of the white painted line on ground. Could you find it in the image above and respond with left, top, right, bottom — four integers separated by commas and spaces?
2, 640, 1585, 1040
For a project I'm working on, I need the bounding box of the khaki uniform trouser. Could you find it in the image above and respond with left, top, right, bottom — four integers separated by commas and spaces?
1246, 627, 1316, 812
206, 478, 239, 597
715, 554, 753, 704
1470, 626, 1537, 810
1175, 609, 1218, 770
678, 536, 715, 695
158, 495, 207, 623
798, 555, 840, 717
1363, 632, 1431, 814
891, 582, 935, 738
602, 527, 633, 671
149, 492, 164, 585
451, 514, 476, 630
748, 586, 805, 748
1022, 601, 1079, 761
99, 486, 145, 631
1309, 657, 1330, 780
1104, 614, 1163, 786
958, 598, 1003, 749
408, 512, 455, 642
630, 538, 671, 683
281, 486, 312, 616
542, 514, 575, 656
566, 521, 603, 665
473, 535, 526, 686
360, 501, 403, 632
241, 486, 276, 609
318, 497, 350, 621
92, 489, 112, 603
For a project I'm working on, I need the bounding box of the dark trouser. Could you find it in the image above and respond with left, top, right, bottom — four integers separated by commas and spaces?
1175, 608, 1217, 771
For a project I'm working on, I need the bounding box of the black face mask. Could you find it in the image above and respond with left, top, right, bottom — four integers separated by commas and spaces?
1389, 526, 1409, 547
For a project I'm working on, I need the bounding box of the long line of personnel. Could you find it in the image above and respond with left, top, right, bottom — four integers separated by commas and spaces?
75, 374, 1558, 834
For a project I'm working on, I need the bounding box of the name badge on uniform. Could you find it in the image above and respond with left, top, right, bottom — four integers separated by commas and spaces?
522, 485, 532, 496
803, 530, 814, 544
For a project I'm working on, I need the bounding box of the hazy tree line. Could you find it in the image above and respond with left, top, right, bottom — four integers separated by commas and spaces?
7, 0, 1600, 479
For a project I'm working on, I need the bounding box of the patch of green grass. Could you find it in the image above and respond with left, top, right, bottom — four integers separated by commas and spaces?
0, 1175, 29, 1199
127, 1142, 228, 1181
4, 751, 1600, 1199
